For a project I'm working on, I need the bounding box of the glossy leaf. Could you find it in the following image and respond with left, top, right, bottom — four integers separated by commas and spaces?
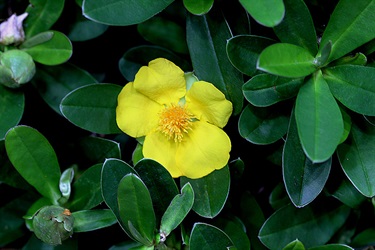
20, 31, 54, 49
257, 43, 317, 78
273, 0, 317, 56
24, 0, 65, 38
79, 136, 121, 164
295, 71, 344, 163
183, 0, 213, 15
337, 121, 375, 197
101, 158, 137, 239
60, 83, 122, 134
189, 223, 234, 249
239, 104, 289, 145
243, 74, 303, 107
324, 65, 375, 116
283, 108, 332, 207
186, 10, 244, 115
117, 173, 156, 246
32, 63, 97, 114
0, 85, 24, 140
283, 239, 305, 250
259, 204, 351, 249
226, 35, 275, 76
318, 0, 375, 63
309, 244, 354, 250
5, 126, 61, 203
180, 166, 230, 218
22, 31, 73, 66
239, 0, 285, 27
68, 164, 103, 211
119, 45, 191, 82
134, 159, 179, 222
332, 180, 366, 209
68, 10, 108, 42
137, 17, 188, 54
83, 0, 174, 25
72, 209, 117, 232
160, 183, 194, 237
213, 218, 251, 250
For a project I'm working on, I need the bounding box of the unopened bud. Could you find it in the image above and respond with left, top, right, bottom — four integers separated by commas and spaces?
0, 13, 28, 45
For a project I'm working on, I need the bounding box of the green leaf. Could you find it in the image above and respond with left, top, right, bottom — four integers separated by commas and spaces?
226, 35, 275, 76
183, 0, 214, 15
283, 108, 332, 207
180, 166, 230, 218
258, 203, 351, 249
101, 158, 137, 240
0, 85, 24, 140
72, 209, 117, 232
189, 223, 234, 249
213, 218, 251, 250
242, 74, 304, 107
22, 31, 73, 66
351, 228, 375, 248
24, 0, 65, 38
68, 164, 103, 211
239, 104, 289, 145
79, 136, 121, 164
329, 52, 367, 67
32, 63, 97, 115
318, 0, 375, 63
186, 10, 244, 115
273, 0, 317, 56
137, 17, 188, 54
239, 0, 285, 27
82, 0, 174, 25
324, 65, 375, 116
295, 71, 344, 163
68, 10, 108, 42
20, 31, 54, 49
332, 179, 366, 209
315, 41, 332, 67
160, 183, 194, 237
118, 173, 156, 246
257, 43, 317, 78
283, 239, 305, 250
337, 121, 375, 197
119, 45, 191, 82
5, 126, 61, 203
60, 83, 122, 134
134, 159, 179, 222
308, 244, 354, 250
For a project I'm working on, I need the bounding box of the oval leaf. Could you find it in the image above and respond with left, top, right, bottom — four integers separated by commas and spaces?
295, 71, 344, 163
183, 0, 214, 15
5, 126, 61, 203
332, 179, 366, 209
83, 0, 174, 25
118, 173, 156, 246
79, 136, 121, 164
72, 209, 117, 232
257, 43, 317, 78
337, 121, 375, 197
239, 0, 285, 27
180, 166, 230, 218
189, 223, 234, 249
68, 10, 108, 42
60, 83, 122, 134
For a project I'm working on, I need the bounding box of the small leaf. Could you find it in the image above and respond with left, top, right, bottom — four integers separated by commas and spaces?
79, 136, 121, 164
82, 0, 174, 25
315, 41, 332, 67
351, 228, 375, 248
257, 43, 317, 78
160, 183, 194, 237
189, 223, 234, 249
329, 52, 367, 67
282, 239, 305, 250
72, 209, 117, 232
239, 0, 285, 27
5, 126, 61, 203
59, 167, 74, 203
183, 0, 214, 15
309, 244, 354, 250
332, 179, 366, 209
60, 83, 122, 134
180, 166, 230, 218
295, 71, 343, 163
68, 10, 108, 42
213, 218, 251, 250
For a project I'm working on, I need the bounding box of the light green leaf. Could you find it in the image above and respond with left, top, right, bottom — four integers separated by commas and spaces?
239, 0, 285, 27
72, 209, 117, 232
82, 0, 174, 25
20, 31, 54, 49
295, 71, 344, 163
283, 239, 305, 250
60, 83, 122, 134
258, 43, 317, 78
318, 0, 375, 63
183, 0, 214, 15
5, 126, 61, 204
189, 223, 234, 249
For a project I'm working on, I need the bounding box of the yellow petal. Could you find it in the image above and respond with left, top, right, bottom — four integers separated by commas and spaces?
186, 81, 232, 128
116, 82, 162, 138
176, 121, 231, 179
134, 58, 186, 105
143, 131, 183, 178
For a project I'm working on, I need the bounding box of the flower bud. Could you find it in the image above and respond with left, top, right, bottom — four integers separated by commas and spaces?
0, 13, 28, 45
32, 205, 74, 245
0, 49, 35, 88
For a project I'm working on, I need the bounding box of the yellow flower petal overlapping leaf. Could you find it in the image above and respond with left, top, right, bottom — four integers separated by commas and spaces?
116, 58, 233, 179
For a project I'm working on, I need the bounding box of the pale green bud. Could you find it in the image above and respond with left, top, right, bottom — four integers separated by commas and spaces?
0, 13, 28, 45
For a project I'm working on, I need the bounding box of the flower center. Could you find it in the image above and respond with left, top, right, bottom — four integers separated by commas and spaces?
158, 104, 193, 142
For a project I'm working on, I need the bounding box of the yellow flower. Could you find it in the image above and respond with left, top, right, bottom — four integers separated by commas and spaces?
116, 58, 232, 179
